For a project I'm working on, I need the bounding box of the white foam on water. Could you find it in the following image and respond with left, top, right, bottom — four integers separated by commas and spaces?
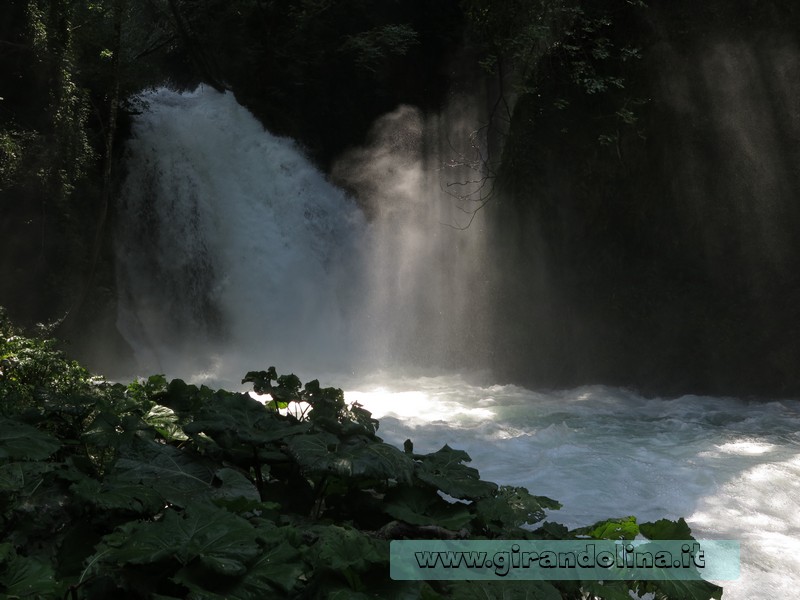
116, 86, 366, 381
347, 375, 800, 600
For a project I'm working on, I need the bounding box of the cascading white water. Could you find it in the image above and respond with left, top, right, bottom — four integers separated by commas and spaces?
113, 85, 800, 599
346, 376, 800, 600
116, 86, 371, 382
116, 85, 492, 383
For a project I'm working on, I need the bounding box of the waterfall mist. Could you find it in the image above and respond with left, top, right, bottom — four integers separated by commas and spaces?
656, 35, 800, 291
331, 95, 494, 371
113, 85, 496, 385
639, 28, 800, 393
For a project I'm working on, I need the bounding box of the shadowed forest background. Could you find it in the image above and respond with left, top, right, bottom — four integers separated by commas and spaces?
2, 0, 800, 397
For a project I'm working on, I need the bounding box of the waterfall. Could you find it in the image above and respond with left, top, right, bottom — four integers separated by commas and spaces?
110, 84, 800, 600
115, 85, 493, 384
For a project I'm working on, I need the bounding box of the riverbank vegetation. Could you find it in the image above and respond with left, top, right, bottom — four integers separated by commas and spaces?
0, 312, 724, 598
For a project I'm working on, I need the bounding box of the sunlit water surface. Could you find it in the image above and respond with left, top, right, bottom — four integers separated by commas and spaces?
339, 374, 800, 600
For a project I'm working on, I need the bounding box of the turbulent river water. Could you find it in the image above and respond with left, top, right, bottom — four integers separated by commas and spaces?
112, 86, 800, 599
348, 375, 800, 600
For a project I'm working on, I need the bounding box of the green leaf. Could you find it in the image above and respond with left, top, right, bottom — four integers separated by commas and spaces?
110, 438, 217, 507
285, 431, 340, 472
535, 521, 570, 539
414, 445, 497, 500
640, 517, 693, 541
0, 552, 61, 597
306, 385, 347, 424
172, 524, 305, 598
475, 486, 561, 531
144, 405, 188, 441
184, 392, 307, 448
242, 368, 277, 395
0, 418, 60, 460
70, 475, 164, 513
287, 433, 414, 482
82, 409, 140, 450
274, 373, 302, 400
383, 487, 474, 530
0, 542, 13, 564
332, 440, 415, 482
0, 461, 56, 493
313, 525, 387, 573
574, 516, 639, 540
155, 378, 203, 414
234, 540, 304, 594
345, 403, 378, 437
95, 502, 260, 570
213, 496, 280, 518
56, 522, 106, 582
199, 553, 248, 576
211, 467, 260, 502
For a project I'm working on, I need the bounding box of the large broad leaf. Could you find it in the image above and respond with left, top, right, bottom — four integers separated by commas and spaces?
82, 410, 138, 449
344, 403, 379, 437
331, 440, 415, 482
573, 516, 639, 540
109, 438, 217, 507
169, 521, 308, 598
312, 525, 388, 573
534, 521, 570, 540
0, 461, 56, 494
383, 487, 474, 530
414, 445, 497, 500
211, 468, 260, 503
144, 405, 188, 442
183, 392, 307, 448
475, 486, 562, 531
70, 476, 164, 514
0, 543, 12, 564
239, 540, 304, 593
285, 431, 340, 473
286, 434, 414, 482
304, 382, 346, 424
96, 502, 260, 572
0, 552, 61, 598
126, 373, 168, 404
0, 418, 60, 460
242, 368, 277, 396
154, 378, 204, 414
639, 517, 693, 541
187, 540, 304, 598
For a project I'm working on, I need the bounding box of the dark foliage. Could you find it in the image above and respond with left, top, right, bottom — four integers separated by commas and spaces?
0, 314, 722, 598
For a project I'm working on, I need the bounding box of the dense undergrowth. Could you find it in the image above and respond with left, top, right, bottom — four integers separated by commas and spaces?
0, 310, 722, 599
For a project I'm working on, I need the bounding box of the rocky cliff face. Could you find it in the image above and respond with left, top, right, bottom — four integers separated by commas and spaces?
488, 0, 800, 396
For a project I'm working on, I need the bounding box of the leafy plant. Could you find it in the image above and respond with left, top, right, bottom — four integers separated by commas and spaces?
0, 316, 723, 598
